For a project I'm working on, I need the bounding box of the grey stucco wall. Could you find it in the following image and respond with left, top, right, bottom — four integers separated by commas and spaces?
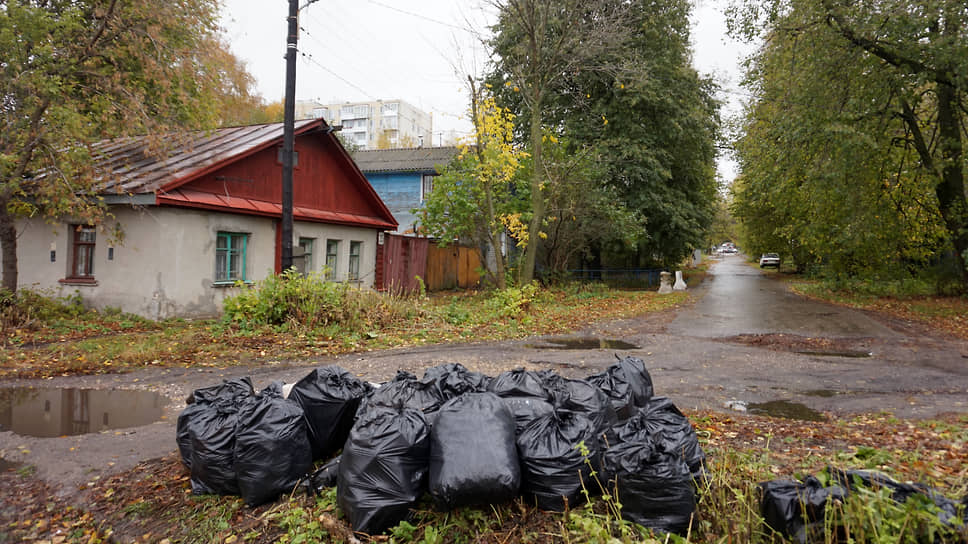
8, 206, 379, 319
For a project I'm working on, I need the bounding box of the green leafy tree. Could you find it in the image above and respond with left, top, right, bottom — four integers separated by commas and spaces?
419, 85, 529, 289
490, 0, 720, 270
0, 0, 259, 291
730, 0, 968, 286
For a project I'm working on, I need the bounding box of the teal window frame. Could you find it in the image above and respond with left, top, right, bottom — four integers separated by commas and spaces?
325, 239, 339, 280
215, 232, 248, 283
298, 237, 314, 273
348, 241, 362, 281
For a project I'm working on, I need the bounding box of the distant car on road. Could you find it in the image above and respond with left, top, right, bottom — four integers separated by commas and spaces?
759, 253, 780, 268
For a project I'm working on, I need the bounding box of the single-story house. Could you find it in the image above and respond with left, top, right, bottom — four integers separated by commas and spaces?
7, 119, 397, 319
351, 146, 459, 234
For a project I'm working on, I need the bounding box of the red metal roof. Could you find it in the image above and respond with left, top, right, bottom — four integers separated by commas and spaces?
90, 119, 397, 230
93, 120, 323, 194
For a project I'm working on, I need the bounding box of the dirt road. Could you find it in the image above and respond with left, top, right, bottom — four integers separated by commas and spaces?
2, 255, 967, 494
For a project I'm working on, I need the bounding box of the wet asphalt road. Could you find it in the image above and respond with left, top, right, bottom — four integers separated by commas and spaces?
2, 253, 967, 493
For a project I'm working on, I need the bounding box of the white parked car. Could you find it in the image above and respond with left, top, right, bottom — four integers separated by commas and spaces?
759, 253, 780, 268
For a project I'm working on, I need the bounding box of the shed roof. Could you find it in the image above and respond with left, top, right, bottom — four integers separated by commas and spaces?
351, 146, 459, 174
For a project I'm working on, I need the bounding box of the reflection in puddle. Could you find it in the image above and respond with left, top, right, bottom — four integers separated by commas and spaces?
795, 350, 872, 358
0, 387, 168, 438
525, 337, 640, 350
747, 400, 825, 421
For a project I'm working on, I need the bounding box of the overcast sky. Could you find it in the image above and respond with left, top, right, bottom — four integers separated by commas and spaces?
219, 0, 756, 181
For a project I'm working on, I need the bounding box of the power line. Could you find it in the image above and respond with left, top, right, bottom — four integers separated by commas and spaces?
366, 0, 477, 33
299, 50, 378, 101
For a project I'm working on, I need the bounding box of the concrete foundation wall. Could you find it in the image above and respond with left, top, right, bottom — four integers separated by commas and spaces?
8, 206, 379, 319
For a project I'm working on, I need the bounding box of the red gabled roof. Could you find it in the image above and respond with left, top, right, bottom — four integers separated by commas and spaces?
92, 119, 397, 230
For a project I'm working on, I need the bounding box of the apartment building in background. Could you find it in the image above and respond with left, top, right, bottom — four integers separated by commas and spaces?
295, 99, 433, 150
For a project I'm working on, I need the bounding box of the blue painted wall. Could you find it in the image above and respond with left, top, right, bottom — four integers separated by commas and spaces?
365, 172, 424, 233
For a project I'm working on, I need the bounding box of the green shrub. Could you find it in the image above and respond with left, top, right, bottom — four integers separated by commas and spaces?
485, 282, 540, 318
0, 288, 86, 331
222, 269, 422, 332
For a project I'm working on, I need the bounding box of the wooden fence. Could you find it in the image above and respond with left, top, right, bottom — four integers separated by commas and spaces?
380, 234, 481, 292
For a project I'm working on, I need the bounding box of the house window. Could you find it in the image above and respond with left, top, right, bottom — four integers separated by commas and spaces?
298, 237, 314, 274
70, 225, 96, 279
348, 241, 362, 281
421, 174, 435, 201
325, 239, 340, 280
215, 232, 248, 283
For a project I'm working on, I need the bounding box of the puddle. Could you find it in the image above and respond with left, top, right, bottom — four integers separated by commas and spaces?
525, 337, 640, 350
0, 387, 168, 438
802, 389, 839, 397
795, 349, 872, 358
747, 400, 825, 422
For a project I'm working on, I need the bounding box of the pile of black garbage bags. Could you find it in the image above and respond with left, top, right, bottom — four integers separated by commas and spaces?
176, 357, 707, 536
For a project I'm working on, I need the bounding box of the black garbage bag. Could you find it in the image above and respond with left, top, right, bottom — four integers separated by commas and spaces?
234, 382, 313, 507
188, 394, 255, 496
759, 476, 846, 543
304, 456, 341, 496
603, 438, 696, 535
488, 368, 549, 399
542, 375, 617, 441
429, 392, 521, 510
516, 410, 601, 511
177, 377, 254, 469
287, 366, 372, 460
421, 363, 490, 400
829, 468, 964, 529
502, 396, 556, 435
363, 371, 445, 421
586, 356, 653, 420
337, 405, 431, 535
619, 397, 705, 480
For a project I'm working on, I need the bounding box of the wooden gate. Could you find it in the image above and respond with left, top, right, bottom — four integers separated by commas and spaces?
425, 244, 482, 291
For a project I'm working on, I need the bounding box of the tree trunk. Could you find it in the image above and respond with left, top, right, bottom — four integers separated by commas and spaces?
934, 81, 968, 287
0, 202, 19, 292
521, 95, 544, 284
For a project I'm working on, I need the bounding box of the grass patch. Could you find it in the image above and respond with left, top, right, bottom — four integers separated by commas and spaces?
0, 282, 689, 379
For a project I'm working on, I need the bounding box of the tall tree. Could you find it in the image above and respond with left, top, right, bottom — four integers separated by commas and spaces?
487, 0, 638, 282
489, 0, 720, 271
730, 0, 968, 286
419, 84, 528, 289
0, 0, 259, 291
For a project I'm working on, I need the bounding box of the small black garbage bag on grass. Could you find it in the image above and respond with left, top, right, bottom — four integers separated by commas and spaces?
829, 468, 964, 529
188, 395, 254, 496
234, 382, 313, 507
287, 366, 371, 460
429, 392, 520, 510
759, 476, 847, 543
586, 356, 653, 420
516, 410, 601, 511
337, 405, 431, 535
619, 397, 706, 480
177, 377, 254, 470
603, 439, 696, 535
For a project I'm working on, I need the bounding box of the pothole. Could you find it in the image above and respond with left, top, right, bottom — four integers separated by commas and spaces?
747, 400, 825, 422
524, 337, 640, 350
0, 387, 168, 438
